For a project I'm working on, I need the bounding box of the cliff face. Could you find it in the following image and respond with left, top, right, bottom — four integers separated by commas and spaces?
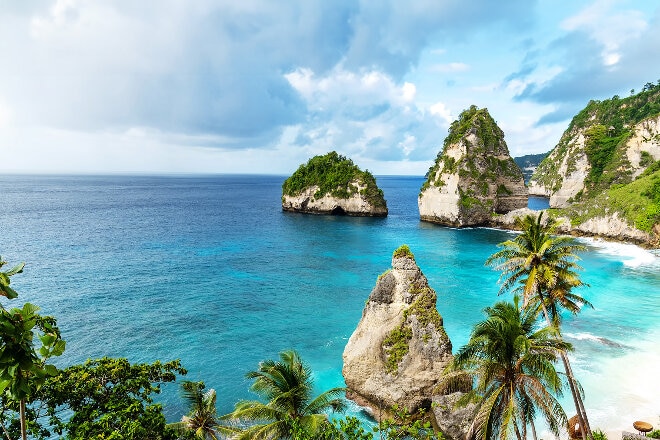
526, 86, 660, 246
342, 246, 471, 438
282, 181, 388, 216
530, 115, 660, 207
418, 106, 527, 227
281, 151, 387, 216
530, 88, 660, 208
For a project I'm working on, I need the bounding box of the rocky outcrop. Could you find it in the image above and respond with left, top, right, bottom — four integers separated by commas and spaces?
530, 94, 660, 209
490, 208, 656, 247
282, 182, 388, 216
526, 87, 660, 247
281, 151, 387, 216
531, 116, 660, 208
342, 246, 472, 438
527, 181, 552, 197
566, 213, 653, 244
627, 115, 660, 179
418, 106, 527, 227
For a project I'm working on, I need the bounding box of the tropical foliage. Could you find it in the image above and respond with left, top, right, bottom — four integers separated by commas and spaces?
486, 213, 592, 440
0, 257, 66, 440
282, 151, 386, 208
0, 256, 25, 300
41, 357, 186, 439
169, 380, 234, 440
440, 300, 569, 440
226, 350, 346, 439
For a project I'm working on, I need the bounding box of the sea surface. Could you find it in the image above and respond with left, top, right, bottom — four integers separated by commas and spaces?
0, 174, 658, 434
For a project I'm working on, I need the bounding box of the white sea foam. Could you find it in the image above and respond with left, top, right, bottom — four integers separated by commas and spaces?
577, 237, 658, 268
578, 330, 660, 435
564, 332, 626, 348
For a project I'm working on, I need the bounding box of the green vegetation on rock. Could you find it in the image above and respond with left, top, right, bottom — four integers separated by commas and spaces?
556, 168, 660, 233
282, 151, 386, 208
382, 271, 447, 374
442, 105, 502, 151
383, 325, 413, 374
393, 244, 414, 259
532, 82, 660, 196
421, 105, 523, 203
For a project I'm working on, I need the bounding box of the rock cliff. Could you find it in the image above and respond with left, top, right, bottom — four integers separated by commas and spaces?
527, 85, 660, 247
530, 88, 660, 208
342, 245, 472, 438
282, 151, 387, 216
418, 106, 527, 227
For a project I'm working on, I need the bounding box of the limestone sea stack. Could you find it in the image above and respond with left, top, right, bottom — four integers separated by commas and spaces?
282, 151, 387, 216
342, 245, 453, 419
418, 106, 527, 226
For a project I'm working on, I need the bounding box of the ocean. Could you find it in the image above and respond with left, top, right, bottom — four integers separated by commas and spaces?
0, 174, 658, 434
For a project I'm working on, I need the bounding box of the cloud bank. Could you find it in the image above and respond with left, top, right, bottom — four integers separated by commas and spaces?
0, 0, 658, 174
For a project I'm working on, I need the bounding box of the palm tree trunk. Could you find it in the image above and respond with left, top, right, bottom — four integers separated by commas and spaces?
514, 421, 523, 440
19, 399, 27, 440
561, 352, 592, 438
1, 419, 14, 440
530, 418, 538, 440
539, 304, 591, 440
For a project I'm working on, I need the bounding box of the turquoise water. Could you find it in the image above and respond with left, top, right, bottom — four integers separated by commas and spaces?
0, 175, 658, 433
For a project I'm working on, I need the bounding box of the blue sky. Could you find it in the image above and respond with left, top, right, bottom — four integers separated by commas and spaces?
0, 0, 658, 175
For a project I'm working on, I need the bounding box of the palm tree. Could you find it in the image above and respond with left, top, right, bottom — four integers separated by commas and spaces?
485, 213, 592, 440
226, 350, 346, 439
440, 300, 569, 440
170, 380, 234, 440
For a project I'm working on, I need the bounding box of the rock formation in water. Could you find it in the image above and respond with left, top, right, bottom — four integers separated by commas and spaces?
342, 245, 472, 438
418, 106, 527, 227
281, 151, 387, 216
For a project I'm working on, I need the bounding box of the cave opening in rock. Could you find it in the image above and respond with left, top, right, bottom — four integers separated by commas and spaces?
331, 206, 347, 215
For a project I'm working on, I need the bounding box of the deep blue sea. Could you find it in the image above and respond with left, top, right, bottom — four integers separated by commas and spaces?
0, 175, 658, 434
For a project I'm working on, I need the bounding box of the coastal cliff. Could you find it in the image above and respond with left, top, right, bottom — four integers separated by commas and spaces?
342, 245, 472, 438
282, 151, 387, 216
528, 84, 660, 246
530, 114, 660, 207
418, 106, 527, 227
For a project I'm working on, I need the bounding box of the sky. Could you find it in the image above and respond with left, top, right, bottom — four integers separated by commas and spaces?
0, 0, 659, 176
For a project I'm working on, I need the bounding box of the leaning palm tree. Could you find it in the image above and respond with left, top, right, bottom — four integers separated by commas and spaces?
226, 350, 346, 440
440, 300, 570, 440
169, 380, 235, 439
485, 213, 592, 440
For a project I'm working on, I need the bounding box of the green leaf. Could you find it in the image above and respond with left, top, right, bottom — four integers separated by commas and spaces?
40, 334, 56, 346
5, 262, 25, 276
43, 364, 58, 376
52, 340, 66, 357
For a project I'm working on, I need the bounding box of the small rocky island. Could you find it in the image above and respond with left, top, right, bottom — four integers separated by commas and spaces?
281, 151, 388, 216
418, 106, 527, 227
342, 245, 472, 439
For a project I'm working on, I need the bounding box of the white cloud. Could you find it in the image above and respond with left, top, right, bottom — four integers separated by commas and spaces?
285, 67, 417, 110
561, 0, 648, 67
429, 102, 453, 124
283, 66, 447, 163
0, 0, 657, 175
430, 62, 470, 73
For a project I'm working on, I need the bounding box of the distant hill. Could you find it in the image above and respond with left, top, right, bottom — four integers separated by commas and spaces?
514, 153, 548, 183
